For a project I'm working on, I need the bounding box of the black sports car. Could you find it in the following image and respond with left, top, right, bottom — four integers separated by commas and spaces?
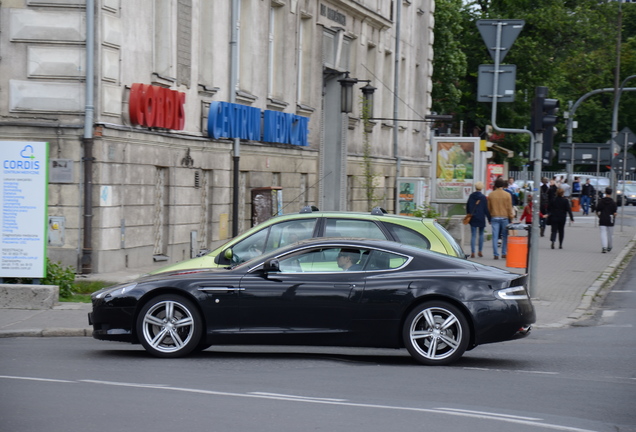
89, 238, 535, 366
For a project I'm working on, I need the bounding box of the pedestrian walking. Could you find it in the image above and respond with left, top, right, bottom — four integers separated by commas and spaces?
519, 195, 543, 225
580, 178, 595, 215
548, 188, 574, 249
466, 181, 490, 258
596, 187, 617, 253
539, 177, 550, 237
561, 179, 571, 199
572, 176, 581, 199
487, 177, 515, 260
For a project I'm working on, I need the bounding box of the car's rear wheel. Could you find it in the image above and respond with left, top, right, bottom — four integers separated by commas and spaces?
403, 301, 469, 366
137, 294, 203, 358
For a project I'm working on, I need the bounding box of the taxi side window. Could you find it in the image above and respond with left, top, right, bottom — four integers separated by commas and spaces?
324, 219, 385, 240
265, 219, 317, 251
384, 223, 431, 250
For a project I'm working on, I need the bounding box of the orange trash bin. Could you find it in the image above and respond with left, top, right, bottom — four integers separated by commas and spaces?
506, 236, 528, 268
571, 198, 580, 212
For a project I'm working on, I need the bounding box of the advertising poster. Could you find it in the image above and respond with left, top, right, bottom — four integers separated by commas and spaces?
487, 164, 504, 191
432, 138, 479, 203
1, 141, 49, 278
398, 178, 427, 216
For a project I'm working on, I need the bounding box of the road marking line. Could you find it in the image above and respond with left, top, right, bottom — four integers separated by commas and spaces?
0, 375, 74, 383
1, 375, 599, 432
436, 407, 542, 421
250, 392, 347, 402
463, 367, 558, 375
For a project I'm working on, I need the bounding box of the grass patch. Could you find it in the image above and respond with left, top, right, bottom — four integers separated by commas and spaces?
61, 280, 117, 303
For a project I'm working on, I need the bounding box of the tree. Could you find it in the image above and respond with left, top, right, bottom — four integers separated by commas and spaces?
433, 0, 636, 170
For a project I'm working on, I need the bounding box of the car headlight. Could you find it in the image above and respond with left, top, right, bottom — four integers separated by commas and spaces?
93, 283, 137, 300
495, 286, 529, 300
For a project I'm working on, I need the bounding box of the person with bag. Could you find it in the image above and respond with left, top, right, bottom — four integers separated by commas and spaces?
547, 188, 574, 249
465, 182, 490, 258
596, 187, 617, 253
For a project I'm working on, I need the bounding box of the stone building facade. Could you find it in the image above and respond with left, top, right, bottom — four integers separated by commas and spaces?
0, 0, 435, 274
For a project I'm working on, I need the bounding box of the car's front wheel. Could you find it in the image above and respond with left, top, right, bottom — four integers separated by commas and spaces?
403, 301, 470, 366
137, 294, 203, 358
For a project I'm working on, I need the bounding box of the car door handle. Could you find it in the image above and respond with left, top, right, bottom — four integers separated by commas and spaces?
334, 284, 356, 289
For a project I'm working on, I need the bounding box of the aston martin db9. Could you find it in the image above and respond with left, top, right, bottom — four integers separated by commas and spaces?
89, 238, 535, 366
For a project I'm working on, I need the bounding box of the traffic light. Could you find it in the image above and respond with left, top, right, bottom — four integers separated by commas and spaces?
531, 86, 560, 164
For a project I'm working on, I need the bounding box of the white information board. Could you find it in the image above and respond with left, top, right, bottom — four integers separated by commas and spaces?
1, 141, 49, 278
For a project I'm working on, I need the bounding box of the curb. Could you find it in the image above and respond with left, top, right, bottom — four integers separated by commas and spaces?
0, 328, 93, 338
539, 231, 636, 329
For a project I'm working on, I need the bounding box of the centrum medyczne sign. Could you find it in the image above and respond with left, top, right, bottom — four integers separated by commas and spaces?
1, 141, 49, 278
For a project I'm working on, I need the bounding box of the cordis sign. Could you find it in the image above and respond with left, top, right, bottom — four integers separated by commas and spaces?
129, 83, 186, 130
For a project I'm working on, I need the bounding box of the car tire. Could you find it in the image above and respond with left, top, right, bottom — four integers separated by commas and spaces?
403, 301, 470, 366
137, 294, 203, 358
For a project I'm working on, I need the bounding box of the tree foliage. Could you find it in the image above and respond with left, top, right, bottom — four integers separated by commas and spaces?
432, 0, 636, 170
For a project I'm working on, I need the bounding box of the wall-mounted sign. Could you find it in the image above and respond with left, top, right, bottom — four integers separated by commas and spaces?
129, 83, 186, 130
50, 159, 73, 183
1, 141, 49, 278
207, 101, 309, 146
398, 178, 428, 216
431, 137, 481, 203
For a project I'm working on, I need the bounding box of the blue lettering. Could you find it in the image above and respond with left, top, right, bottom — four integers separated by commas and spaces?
3, 160, 41, 169
208, 103, 307, 145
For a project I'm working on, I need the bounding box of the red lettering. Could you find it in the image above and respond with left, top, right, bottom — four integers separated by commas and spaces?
128, 83, 186, 130
129, 83, 145, 125
142, 85, 155, 127
154, 86, 165, 128
164, 90, 175, 129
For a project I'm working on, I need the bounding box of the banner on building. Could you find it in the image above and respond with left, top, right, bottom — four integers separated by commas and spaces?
1, 141, 49, 278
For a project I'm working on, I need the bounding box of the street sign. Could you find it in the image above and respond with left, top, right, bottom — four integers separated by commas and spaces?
612, 127, 636, 149
612, 151, 636, 171
558, 143, 611, 165
477, 64, 517, 102
477, 19, 525, 63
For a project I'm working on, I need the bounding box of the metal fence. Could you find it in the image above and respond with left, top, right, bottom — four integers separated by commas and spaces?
509, 171, 635, 182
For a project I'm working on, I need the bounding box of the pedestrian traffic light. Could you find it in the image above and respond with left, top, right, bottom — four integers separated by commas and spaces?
531, 86, 560, 165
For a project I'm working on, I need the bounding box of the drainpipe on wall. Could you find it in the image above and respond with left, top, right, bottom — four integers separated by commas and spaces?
81, 0, 95, 274
230, 0, 240, 237
393, 1, 402, 214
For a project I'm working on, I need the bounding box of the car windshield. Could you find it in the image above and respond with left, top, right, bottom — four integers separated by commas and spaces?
620, 184, 636, 194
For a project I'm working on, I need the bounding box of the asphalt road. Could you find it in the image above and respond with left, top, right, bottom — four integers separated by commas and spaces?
1, 255, 635, 432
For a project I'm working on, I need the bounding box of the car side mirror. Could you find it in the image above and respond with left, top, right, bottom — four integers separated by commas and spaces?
224, 248, 233, 260
263, 259, 280, 274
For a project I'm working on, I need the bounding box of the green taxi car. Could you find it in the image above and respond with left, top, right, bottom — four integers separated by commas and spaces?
151, 207, 465, 274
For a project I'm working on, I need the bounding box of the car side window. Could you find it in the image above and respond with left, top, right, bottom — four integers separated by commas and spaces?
278, 246, 370, 273
383, 223, 432, 250
324, 219, 386, 240
366, 250, 408, 271
265, 219, 317, 251
231, 229, 269, 263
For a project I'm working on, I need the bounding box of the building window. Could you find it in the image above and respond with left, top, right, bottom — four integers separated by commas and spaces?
176, 0, 192, 88
154, 0, 175, 81
238, 1, 255, 94
297, 14, 313, 105
382, 50, 393, 119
